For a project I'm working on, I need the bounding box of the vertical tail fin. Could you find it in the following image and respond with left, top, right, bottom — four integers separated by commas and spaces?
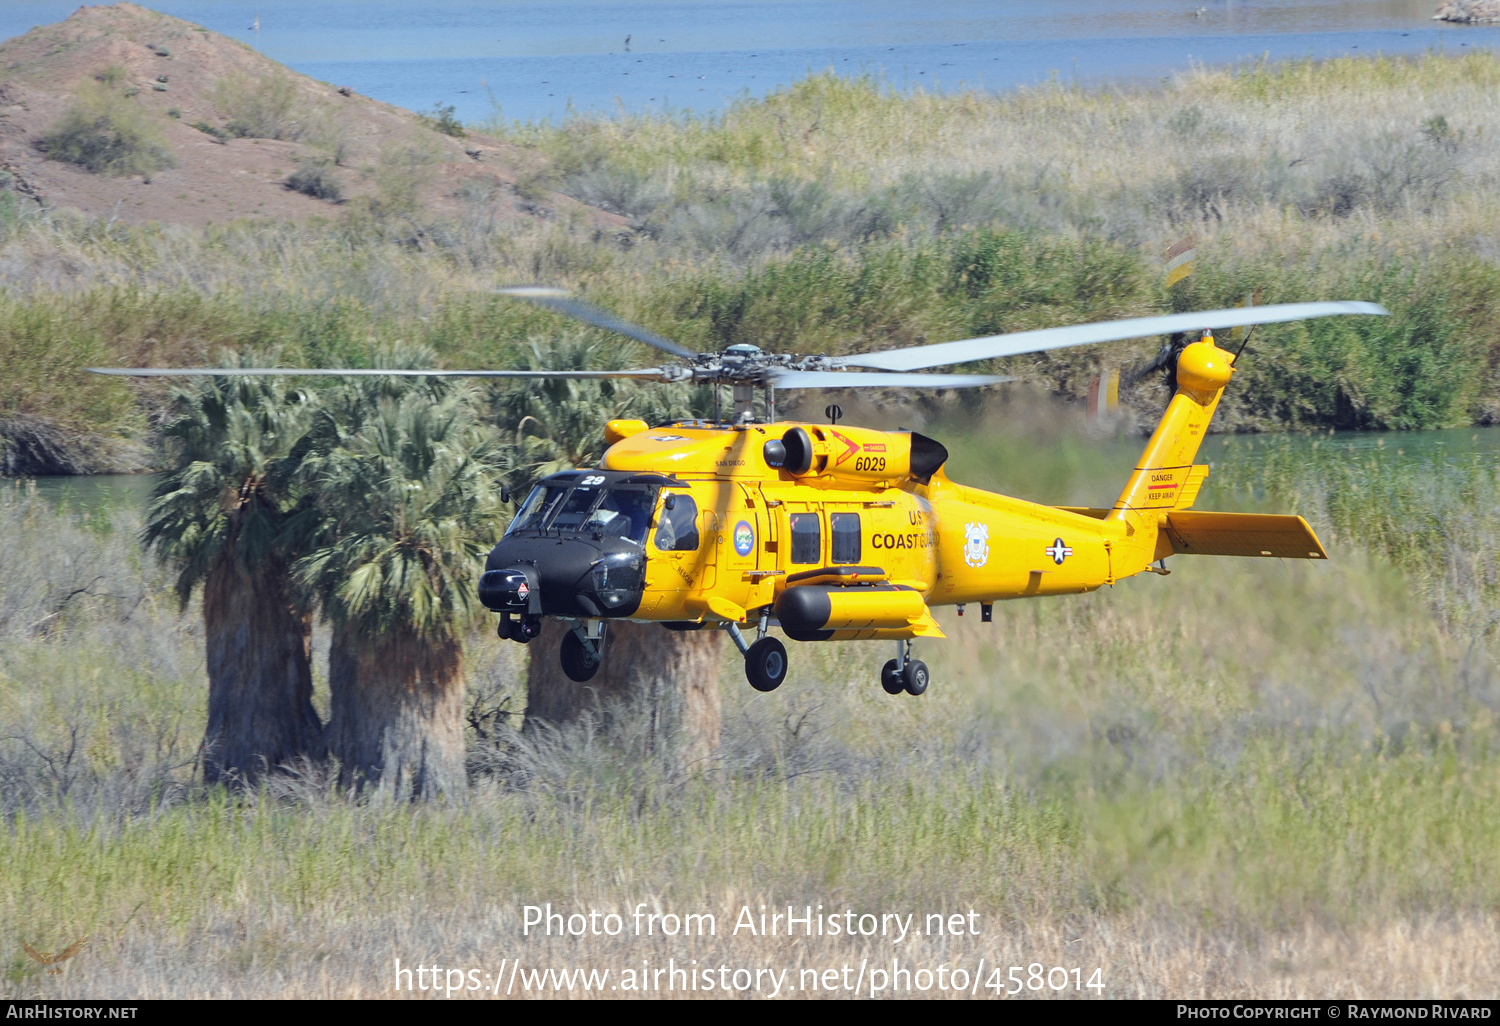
1108, 333, 1236, 571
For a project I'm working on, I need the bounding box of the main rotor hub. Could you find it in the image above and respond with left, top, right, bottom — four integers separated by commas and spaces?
687, 348, 841, 389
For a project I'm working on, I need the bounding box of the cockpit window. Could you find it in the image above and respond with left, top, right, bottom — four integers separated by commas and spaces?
549, 486, 605, 532
507, 485, 566, 535
504, 481, 658, 545
587, 489, 656, 545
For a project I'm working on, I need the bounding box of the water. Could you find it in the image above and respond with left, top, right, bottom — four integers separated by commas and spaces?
2, 1, 1497, 124
933, 422, 1500, 509
13, 474, 157, 523
19, 424, 1500, 519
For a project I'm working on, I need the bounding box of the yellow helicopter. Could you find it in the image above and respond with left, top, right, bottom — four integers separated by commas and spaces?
93, 290, 1387, 695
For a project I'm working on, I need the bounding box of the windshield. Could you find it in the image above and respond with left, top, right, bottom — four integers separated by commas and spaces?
507, 485, 566, 535
505, 482, 658, 545
549, 486, 604, 533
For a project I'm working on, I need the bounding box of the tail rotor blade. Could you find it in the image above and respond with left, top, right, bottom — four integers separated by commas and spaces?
1118, 340, 1177, 389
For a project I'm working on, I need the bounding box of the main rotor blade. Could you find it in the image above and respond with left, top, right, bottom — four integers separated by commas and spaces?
843, 301, 1389, 371
769, 370, 1015, 389
87, 366, 675, 380
497, 286, 699, 360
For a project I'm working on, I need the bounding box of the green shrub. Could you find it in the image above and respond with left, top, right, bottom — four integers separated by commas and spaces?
214, 72, 302, 140
38, 85, 176, 176
285, 158, 343, 202
191, 120, 228, 143
417, 102, 466, 138
370, 141, 438, 216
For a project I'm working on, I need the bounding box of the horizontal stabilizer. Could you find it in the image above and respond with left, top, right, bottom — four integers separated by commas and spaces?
1162, 511, 1327, 559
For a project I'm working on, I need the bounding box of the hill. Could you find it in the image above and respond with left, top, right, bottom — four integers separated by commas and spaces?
0, 3, 610, 228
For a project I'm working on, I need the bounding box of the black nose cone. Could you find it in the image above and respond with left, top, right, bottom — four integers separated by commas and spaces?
483, 536, 646, 618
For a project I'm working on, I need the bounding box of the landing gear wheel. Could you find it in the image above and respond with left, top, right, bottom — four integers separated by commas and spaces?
745, 637, 789, 692
880, 659, 904, 695
559, 630, 601, 682
901, 659, 929, 696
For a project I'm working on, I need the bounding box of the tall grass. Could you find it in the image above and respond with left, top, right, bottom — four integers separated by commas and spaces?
4, 428, 1500, 996
1211, 432, 1500, 637
6, 50, 1500, 998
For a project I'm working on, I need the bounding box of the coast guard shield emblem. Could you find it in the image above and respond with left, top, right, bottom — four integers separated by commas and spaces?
963, 522, 989, 568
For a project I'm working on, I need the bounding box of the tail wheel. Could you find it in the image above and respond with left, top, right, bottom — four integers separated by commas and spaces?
745, 637, 789, 692
559, 630, 602, 682
901, 659, 929, 696
880, 659, 904, 695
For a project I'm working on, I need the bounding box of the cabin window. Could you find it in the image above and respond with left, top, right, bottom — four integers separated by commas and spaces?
830, 513, 861, 564
789, 512, 821, 564
653, 494, 700, 552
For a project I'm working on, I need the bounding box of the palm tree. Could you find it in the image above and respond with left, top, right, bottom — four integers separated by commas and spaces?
494, 335, 710, 492
143, 368, 323, 786
290, 373, 507, 799
493, 337, 724, 764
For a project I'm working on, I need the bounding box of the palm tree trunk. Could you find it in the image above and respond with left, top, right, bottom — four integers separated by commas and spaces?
326, 628, 468, 799
525, 620, 723, 767
200, 555, 323, 785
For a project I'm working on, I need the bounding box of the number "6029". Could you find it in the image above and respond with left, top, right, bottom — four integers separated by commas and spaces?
853, 456, 886, 473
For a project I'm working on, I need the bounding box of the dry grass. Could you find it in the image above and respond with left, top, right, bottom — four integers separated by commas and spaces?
17, 911, 1500, 999
502, 52, 1500, 261
5, 428, 1500, 998
7, 54, 1500, 998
